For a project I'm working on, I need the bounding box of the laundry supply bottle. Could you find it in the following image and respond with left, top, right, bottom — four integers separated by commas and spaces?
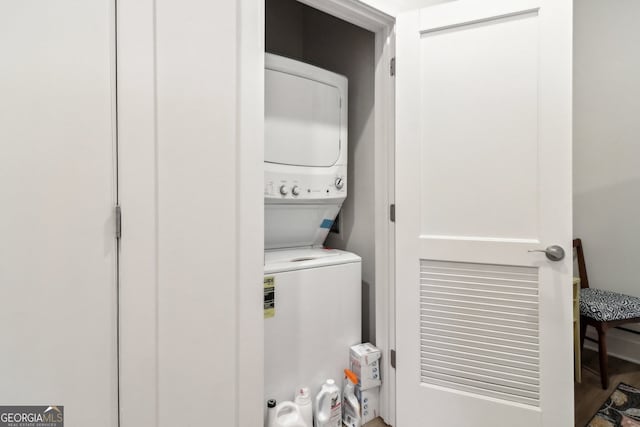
315, 379, 342, 427
273, 401, 308, 427
342, 370, 361, 427
267, 399, 277, 427
294, 387, 313, 427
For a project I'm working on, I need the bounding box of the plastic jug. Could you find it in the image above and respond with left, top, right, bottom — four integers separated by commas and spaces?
315, 379, 342, 427
267, 399, 277, 427
294, 387, 313, 427
273, 401, 308, 427
342, 370, 361, 427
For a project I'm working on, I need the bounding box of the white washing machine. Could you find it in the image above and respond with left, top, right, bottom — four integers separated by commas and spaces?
263, 54, 361, 415
264, 248, 361, 406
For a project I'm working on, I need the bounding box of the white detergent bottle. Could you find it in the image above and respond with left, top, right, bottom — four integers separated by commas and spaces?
273, 401, 307, 427
315, 379, 342, 427
267, 399, 278, 427
342, 370, 361, 427
294, 387, 313, 427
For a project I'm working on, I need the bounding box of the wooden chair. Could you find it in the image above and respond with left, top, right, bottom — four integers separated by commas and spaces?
574, 238, 640, 389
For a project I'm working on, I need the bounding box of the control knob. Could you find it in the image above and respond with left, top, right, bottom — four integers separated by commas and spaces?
335, 177, 345, 190
291, 186, 301, 196
279, 185, 289, 196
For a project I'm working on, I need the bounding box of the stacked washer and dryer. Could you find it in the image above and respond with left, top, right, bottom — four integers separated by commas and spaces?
263, 53, 362, 415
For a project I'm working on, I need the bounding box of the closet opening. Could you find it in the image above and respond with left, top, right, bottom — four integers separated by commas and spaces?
262, 0, 395, 425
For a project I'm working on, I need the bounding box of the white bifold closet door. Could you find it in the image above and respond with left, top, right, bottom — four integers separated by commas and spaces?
0, 1, 118, 426
395, 1, 573, 426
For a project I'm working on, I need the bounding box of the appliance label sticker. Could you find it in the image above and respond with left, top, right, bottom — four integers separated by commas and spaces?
320, 219, 334, 229
264, 276, 275, 319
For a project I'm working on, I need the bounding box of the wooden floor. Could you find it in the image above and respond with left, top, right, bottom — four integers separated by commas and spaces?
364, 417, 390, 427
575, 349, 640, 427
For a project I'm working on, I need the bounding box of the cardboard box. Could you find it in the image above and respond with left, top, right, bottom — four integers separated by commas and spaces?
355, 385, 380, 424
349, 343, 381, 390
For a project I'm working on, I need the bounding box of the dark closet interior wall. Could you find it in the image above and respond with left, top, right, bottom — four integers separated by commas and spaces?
265, 0, 304, 58
265, 0, 377, 343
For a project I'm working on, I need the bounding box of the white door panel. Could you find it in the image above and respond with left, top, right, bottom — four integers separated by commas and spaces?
0, 1, 117, 425
419, 12, 539, 239
396, 1, 572, 426
419, 0, 541, 32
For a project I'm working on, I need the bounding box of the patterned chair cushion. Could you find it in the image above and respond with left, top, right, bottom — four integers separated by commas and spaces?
580, 288, 640, 322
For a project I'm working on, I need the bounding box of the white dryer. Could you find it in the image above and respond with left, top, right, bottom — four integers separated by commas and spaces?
264, 53, 348, 250
263, 54, 361, 415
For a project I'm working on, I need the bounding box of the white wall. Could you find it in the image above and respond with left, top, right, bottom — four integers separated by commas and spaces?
358, 0, 451, 16
574, 1, 640, 302
574, 0, 640, 353
119, 0, 264, 425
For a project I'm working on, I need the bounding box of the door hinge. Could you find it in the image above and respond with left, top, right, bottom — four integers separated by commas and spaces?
390, 349, 396, 369
115, 205, 122, 240
390, 57, 395, 76
390, 204, 396, 222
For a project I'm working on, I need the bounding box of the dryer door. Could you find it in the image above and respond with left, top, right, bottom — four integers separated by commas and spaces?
265, 69, 342, 167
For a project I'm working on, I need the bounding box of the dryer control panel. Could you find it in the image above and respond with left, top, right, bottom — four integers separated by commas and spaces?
264, 166, 347, 202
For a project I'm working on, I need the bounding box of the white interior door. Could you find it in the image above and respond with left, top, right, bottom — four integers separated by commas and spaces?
395, 1, 573, 426
0, 1, 118, 425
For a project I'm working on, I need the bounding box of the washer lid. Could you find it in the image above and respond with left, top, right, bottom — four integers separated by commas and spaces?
264, 248, 361, 274
265, 68, 342, 167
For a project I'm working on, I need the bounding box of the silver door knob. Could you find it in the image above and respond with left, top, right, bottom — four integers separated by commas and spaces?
528, 245, 565, 261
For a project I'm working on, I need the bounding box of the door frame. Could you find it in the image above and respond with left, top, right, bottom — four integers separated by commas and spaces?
248, 0, 397, 423
118, 0, 267, 425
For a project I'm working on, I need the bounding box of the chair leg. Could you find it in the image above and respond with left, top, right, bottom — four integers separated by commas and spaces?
596, 324, 609, 389
580, 317, 587, 354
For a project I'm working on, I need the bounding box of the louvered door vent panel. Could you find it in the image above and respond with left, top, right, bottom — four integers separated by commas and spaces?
420, 259, 540, 407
